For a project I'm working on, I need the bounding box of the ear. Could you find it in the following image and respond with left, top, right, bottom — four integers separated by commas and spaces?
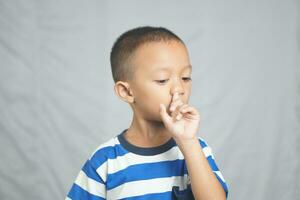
114, 81, 134, 103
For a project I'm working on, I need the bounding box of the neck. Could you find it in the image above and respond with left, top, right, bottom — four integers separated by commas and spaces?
125, 113, 172, 147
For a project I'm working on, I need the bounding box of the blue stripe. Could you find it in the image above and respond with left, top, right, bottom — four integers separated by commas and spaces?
199, 138, 207, 148
183, 161, 188, 174
119, 188, 193, 200
214, 172, 229, 198
107, 159, 186, 190
67, 183, 105, 200
120, 191, 172, 200
81, 160, 105, 184
90, 144, 128, 169
90, 138, 206, 171
206, 155, 220, 171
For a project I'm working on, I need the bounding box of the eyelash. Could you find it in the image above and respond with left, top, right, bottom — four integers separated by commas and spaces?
155, 77, 192, 84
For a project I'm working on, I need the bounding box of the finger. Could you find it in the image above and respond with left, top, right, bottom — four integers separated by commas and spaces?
180, 106, 200, 118
159, 104, 172, 125
171, 92, 180, 107
170, 93, 184, 112
170, 100, 183, 112
180, 106, 197, 114
179, 104, 189, 113
174, 105, 188, 120
172, 103, 188, 119
176, 113, 183, 121
171, 92, 179, 102
170, 93, 178, 112
171, 103, 183, 119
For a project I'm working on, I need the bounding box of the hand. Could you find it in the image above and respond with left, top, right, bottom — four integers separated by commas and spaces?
159, 92, 200, 141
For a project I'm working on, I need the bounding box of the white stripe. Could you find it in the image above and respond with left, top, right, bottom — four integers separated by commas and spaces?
92, 136, 215, 185
107, 175, 188, 200
214, 170, 226, 183
202, 146, 215, 159
65, 197, 72, 200
98, 146, 183, 175
90, 137, 120, 182
90, 137, 120, 159
96, 161, 108, 183
75, 171, 106, 198
91, 138, 120, 182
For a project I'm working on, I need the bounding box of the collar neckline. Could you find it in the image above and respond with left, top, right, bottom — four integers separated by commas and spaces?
117, 129, 176, 156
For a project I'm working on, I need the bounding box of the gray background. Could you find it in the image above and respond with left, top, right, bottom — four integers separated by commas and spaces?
0, 0, 299, 199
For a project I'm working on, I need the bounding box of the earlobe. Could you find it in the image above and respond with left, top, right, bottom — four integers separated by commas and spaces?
127, 88, 135, 103
114, 81, 135, 103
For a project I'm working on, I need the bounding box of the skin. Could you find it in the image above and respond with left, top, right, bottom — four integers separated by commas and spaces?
114, 40, 226, 200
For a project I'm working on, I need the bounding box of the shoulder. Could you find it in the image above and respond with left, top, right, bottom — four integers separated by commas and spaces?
87, 135, 123, 169
84, 135, 124, 183
90, 136, 120, 158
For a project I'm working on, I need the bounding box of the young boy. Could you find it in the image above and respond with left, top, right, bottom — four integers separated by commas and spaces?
66, 26, 228, 200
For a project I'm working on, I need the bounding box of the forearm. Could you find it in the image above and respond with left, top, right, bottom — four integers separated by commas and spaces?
175, 138, 226, 200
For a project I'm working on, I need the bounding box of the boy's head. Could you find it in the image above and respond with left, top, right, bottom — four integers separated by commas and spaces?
110, 26, 192, 122
110, 26, 184, 83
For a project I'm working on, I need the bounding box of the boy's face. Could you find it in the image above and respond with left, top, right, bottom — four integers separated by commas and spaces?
129, 40, 192, 122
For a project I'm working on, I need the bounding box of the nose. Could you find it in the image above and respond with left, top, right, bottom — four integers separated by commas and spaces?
170, 79, 184, 97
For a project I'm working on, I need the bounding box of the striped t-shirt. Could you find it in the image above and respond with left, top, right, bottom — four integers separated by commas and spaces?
66, 129, 228, 200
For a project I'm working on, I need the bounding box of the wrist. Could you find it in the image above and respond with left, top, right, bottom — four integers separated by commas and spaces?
174, 136, 199, 150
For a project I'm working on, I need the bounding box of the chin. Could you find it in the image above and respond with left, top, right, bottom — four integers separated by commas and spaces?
146, 115, 164, 124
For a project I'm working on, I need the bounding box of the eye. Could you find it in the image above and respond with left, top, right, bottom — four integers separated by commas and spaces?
182, 77, 192, 82
155, 79, 169, 84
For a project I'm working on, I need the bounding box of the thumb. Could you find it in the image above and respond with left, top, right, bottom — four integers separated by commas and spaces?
159, 104, 172, 127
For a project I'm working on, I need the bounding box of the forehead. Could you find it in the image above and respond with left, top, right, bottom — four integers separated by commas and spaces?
151, 65, 192, 74
132, 41, 191, 74
151, 64, 192, 72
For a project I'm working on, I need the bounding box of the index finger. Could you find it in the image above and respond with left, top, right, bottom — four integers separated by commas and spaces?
172, 92, 179, 102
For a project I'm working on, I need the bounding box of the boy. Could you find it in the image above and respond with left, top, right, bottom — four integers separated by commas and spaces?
66, 26, 228, 200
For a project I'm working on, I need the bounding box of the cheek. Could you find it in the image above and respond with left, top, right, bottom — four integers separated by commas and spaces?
142, 87, 170, 109
135, 84, 164, 102
154, 91, 171, 105
183, 84, 192, 102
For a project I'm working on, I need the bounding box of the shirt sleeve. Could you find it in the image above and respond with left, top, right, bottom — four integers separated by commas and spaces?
198, 137, 229, 198
66, 159, 106, 200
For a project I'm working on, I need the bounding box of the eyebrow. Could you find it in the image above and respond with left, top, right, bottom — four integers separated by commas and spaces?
155, 64, 192, 72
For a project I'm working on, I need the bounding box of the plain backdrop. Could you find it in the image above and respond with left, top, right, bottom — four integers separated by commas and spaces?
0, 0, 299, 199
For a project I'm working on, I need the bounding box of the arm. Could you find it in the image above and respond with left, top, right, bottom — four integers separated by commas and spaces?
175, 138, 226, 200
66, 159, 106, 200
159, 92, 227, 200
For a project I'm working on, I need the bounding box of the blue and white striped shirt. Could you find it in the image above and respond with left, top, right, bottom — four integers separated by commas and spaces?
66, 129, 228, 199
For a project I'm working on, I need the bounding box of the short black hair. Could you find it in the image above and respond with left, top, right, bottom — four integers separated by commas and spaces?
110, 26, 184, 83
